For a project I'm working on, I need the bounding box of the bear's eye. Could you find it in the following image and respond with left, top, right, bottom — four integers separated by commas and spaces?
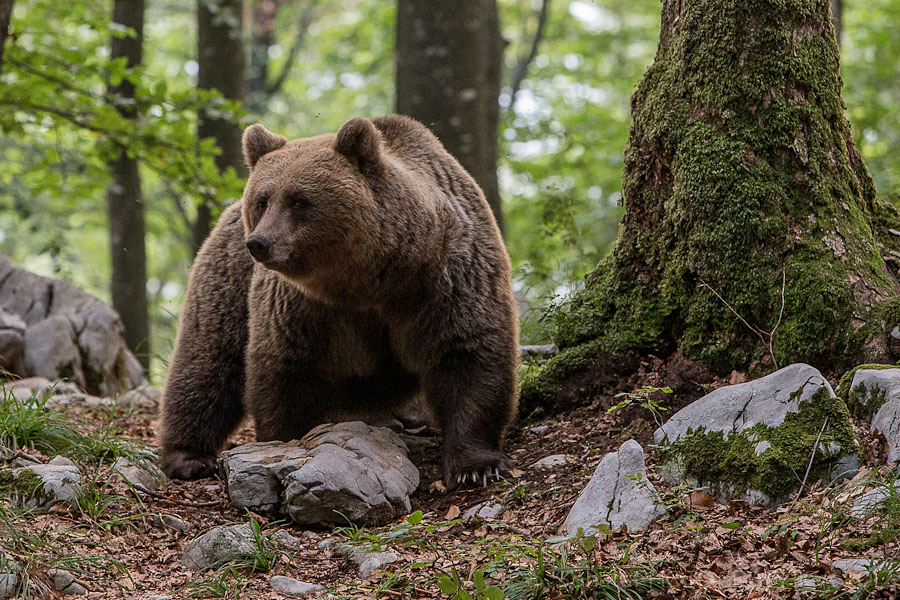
290, 194, 310, 210
257, 195, 269, 211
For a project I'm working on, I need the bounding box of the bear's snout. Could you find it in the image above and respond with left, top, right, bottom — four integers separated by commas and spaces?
246, 235, 272, 262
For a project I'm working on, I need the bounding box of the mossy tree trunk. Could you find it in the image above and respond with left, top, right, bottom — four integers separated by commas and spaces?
524, 0, 900, 407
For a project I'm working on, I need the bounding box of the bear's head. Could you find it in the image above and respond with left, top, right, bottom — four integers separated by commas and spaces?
239, 118, 394, 300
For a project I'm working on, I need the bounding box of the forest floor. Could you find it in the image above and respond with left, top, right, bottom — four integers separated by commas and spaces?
1, 357, 899, 599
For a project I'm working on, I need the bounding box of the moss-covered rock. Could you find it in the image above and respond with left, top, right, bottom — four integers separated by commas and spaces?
835, 364, 898, 418
523, 0, 900, 406
653, 363, 858, 505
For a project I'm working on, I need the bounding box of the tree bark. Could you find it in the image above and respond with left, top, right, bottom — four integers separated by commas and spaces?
107, 0, 150, 371
831, 0, 842, 45
396, 0, 504, 234
194, 0, 246, 254
523, 0, 900, 408
0, 0, 13, 70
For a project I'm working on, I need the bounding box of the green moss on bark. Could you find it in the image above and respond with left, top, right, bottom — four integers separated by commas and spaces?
524, 0, 900, 406
658, 388, 856, 502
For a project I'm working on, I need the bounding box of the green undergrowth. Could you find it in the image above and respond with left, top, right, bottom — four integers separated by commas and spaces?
330, 510, 669, 599
0, 503, 131, 599
0, 382, 151, 465
656, 388, 857, 502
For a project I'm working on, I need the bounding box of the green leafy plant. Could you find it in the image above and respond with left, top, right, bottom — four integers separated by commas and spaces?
607, 385, 673, 428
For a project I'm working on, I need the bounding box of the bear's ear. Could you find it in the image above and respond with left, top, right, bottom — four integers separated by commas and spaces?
334, 118, 382, 174
242, 124, 288, 169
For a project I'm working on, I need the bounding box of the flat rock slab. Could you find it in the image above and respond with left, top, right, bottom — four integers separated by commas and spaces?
182, 524, 256, 572
221, 421, 419, 526
112, 457, 168, 493
559, 440, 663, 536
847, 368, 900, 462
653, 363, 859, 506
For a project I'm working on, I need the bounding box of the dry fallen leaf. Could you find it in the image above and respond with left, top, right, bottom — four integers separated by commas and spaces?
690, 491, 715, 509
444, 505, 460, 520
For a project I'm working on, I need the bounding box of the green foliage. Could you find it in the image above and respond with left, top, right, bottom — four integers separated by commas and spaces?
0, 383, 150, 465
607, 385, 672, 427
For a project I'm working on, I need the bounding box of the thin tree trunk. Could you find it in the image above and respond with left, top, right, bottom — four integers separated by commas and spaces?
194, 0, 246, 254
396, 0, 504, 234
523, 0, 900, 409
0, 0, 13, 71
107, 0, 150, 371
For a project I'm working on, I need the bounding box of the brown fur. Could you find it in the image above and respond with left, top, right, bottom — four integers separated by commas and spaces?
159, 115, 519, 488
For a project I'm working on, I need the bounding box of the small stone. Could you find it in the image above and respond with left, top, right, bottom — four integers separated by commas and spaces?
269, 575, 324, 597
114, 383, 162, 408
112, 457, 168, 493
270, 529, 304, 549
462, 501, 503, 521
831, 558, 879, 577
149, 513, 192, 532
529, 425, 549, 435
0, 574, 19, 600
530, 454, 569, 469
145, 596, 173, 600
48, 456, 76, 467
182, 524, 256, 572
49, 569, 86, 595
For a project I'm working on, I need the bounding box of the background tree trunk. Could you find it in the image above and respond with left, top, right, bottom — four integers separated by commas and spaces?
522, 0, 900, 408
107, 0, 150, 371
395, 0, 504, 234
0, 0, 13, 70
194, 0, 246, 254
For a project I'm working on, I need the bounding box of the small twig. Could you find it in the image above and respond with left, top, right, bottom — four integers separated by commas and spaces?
131, 483, 223, 508
794, 417, 829, 503
699, 267, 786, 370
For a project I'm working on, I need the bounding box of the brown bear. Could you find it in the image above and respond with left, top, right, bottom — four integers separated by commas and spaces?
159, 115, 519, 488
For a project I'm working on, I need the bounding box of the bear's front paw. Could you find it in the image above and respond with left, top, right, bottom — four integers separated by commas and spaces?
443, 451, 511, 490
160, 449, 218, 480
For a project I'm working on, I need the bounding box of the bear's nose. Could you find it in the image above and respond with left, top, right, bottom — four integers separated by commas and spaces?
246, 235, 272, 262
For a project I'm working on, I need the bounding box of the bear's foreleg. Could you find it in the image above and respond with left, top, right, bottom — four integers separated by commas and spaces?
424, 348, 516, 489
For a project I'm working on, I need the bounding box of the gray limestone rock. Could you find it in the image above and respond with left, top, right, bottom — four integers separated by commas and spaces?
848, 368, 900, 462
0, 307, 25, 376
23, 315, 84, 386
112, 457, 168, 493
559, 440, 664, 536
221, 422, 419, 526
530, 454, 569, 469
270, 529, 305, 549
325, 542, 399, 579
851, 484, 898, 517
0, 574, 17, 600
0, 552, 19, 600
148, 513, 192, 532
182, 524, 256, 572
831, 558, 880, 577
653, 363, 859, 505
49, 569, 86, 595
269, 576, 324, 597
462, 501, 504, 521
9, 458, 82, 509
0, 255, 143, 396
